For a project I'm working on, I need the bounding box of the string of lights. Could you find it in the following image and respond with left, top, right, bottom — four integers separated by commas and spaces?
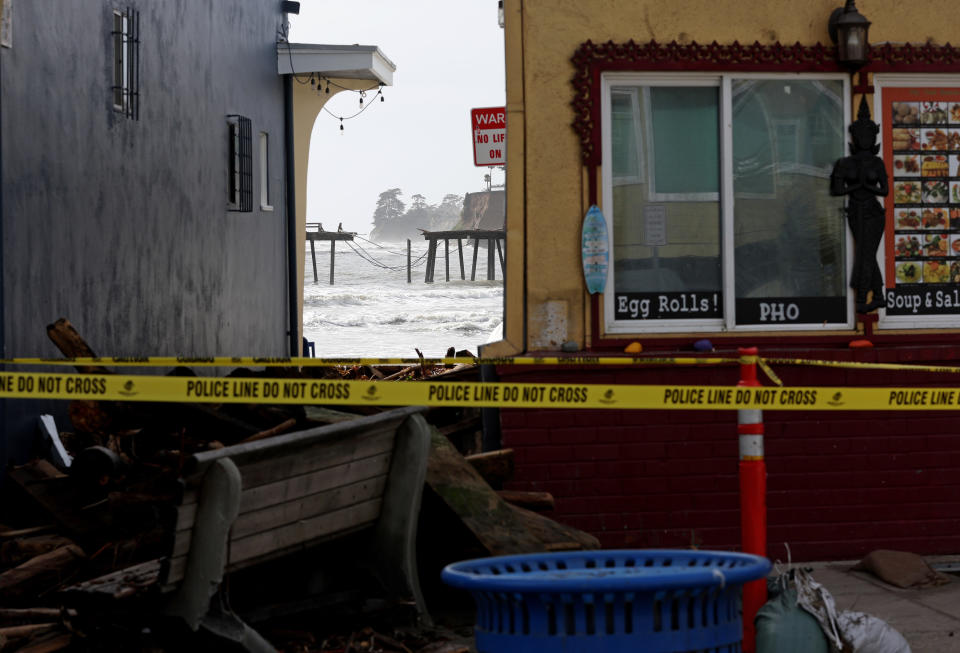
278, 25, 387, 132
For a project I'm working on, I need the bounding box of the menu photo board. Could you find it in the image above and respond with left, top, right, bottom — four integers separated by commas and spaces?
883, 88, 960, 316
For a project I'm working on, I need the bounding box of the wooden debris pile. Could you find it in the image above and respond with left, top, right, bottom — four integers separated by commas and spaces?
0, 319, 597, 652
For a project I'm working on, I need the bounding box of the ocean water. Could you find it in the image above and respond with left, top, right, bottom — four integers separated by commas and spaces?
301, 236, 504, 358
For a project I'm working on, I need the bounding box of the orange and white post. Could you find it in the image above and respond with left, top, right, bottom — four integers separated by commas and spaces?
737, 346, 767, 653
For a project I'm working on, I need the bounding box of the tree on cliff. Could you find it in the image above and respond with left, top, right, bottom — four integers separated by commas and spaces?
369, 189, 464, 241
372, 188, 405, 227
410, 194, 428, 211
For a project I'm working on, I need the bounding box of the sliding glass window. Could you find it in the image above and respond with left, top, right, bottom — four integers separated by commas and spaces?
602, 73, 850, 332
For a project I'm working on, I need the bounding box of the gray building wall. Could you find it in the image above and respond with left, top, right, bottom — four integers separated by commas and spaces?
0, 1, 293, 460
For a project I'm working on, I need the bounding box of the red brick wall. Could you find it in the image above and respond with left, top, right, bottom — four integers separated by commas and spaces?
497, 354, 960, 561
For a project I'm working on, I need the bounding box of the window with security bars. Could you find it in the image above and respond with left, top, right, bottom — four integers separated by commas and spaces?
228, 116, 253, 212
112, 7, 140, 119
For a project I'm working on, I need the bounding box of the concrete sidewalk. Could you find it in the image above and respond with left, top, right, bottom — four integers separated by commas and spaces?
802, 556, 960, 653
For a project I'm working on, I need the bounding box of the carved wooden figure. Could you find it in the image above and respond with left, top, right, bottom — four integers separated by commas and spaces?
831, 96, 889, 313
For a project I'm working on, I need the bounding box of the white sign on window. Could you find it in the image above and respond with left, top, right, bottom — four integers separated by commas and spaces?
643, 205, 667, 246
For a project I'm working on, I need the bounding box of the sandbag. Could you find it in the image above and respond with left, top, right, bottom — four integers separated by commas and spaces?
793, 567, 911, 653
837, 611, 911, 653
852, 550, 951, 589
755, 581, 830, 653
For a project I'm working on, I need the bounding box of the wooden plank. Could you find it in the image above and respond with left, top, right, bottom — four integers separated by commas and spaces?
465, 448, 515, 485
172, 476, 387, 557
427, 428, 600, 555
60, 559, 162, 600
329, 239, 336, 285
228, 498, 382, 566
169, 529, 193, 564
163, 556, 186, 590
185, 425, 396, 491
497, 490, 555, 512
218, 429, 391, 492
421, 230, 505, 239
305, 231, 355, 241
184, 406, 422, 477
174, 452, 392, 532
471, 238, 479, 281
238, 452, 391, 515
231, 475, 387, 541
164, 499, 383, 585
487, 238, 495, 280
496, 237, 505, 278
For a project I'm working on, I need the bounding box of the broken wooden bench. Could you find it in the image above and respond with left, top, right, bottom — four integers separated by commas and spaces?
62, 405, 432, 653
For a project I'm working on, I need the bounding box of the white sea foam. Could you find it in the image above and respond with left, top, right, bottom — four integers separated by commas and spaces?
302, 239, 504, 357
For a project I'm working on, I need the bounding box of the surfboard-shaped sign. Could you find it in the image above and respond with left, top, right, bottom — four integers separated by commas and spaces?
581, 205, 609, 294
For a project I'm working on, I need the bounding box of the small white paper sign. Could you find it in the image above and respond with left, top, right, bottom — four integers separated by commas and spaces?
643, 205, 667, 246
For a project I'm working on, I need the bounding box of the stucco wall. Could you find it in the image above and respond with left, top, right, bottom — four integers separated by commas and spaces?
504, 0, 960, 351
292, 78, 379, 339
1, 1, 290, 454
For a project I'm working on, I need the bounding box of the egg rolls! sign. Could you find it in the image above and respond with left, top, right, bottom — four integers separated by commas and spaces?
883, 87, 960, 315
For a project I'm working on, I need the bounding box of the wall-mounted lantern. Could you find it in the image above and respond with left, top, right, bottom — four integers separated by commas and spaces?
828, 0, 871, 70
498, 1, 505, 29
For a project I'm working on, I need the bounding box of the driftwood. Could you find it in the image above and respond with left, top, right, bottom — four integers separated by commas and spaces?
0, 526, 57, 542
45, 319, 108, 374
496, 490, 555, 512
0, 545, 86, 601
240, 417, 298, 444
465, 448, 514, 486
382, 365, 418, 381
0, 609, 69, 625
426, 429, 598, 555
45, 318, 278, 443
0, 623, 59, 640
13, 631, 73, 653
0, 536, 77, 568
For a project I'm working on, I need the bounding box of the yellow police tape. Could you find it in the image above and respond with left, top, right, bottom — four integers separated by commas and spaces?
1, 356, 737, 367
2, 371, 959, 411
6, 355, 960, 379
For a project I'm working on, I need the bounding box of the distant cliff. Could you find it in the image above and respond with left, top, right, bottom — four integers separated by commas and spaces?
452, 190, 505, 231
369, 190, 464, 242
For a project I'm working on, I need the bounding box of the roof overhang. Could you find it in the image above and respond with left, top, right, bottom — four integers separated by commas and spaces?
277, 43, 396, 85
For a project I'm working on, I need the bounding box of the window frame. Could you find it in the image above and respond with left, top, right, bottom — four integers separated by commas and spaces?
600, 71, 853, 335
111, 7, 139, 119
874, 73, 960, 331
259, 131, 273, 212
610, 88, 644, 186
227, 115, 253, 213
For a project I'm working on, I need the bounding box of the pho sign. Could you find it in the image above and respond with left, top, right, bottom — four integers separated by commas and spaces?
471, 107, 506, 166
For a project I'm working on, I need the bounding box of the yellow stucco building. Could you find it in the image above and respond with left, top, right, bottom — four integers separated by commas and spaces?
490, 0, 960, 571
491, 0, 960, 353
278, 43, 395, 348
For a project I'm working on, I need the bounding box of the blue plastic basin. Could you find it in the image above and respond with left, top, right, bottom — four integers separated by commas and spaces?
442, 549, 771, 653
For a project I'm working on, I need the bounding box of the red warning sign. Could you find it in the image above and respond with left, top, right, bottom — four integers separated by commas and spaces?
471, 107, 506, 167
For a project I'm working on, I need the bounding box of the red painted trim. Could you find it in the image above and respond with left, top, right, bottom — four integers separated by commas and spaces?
866, 42, 960, 72
738, 423, 765, 435
584, 331, 960, 353
496, 342, 960, 377
572, 40, 845, 166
